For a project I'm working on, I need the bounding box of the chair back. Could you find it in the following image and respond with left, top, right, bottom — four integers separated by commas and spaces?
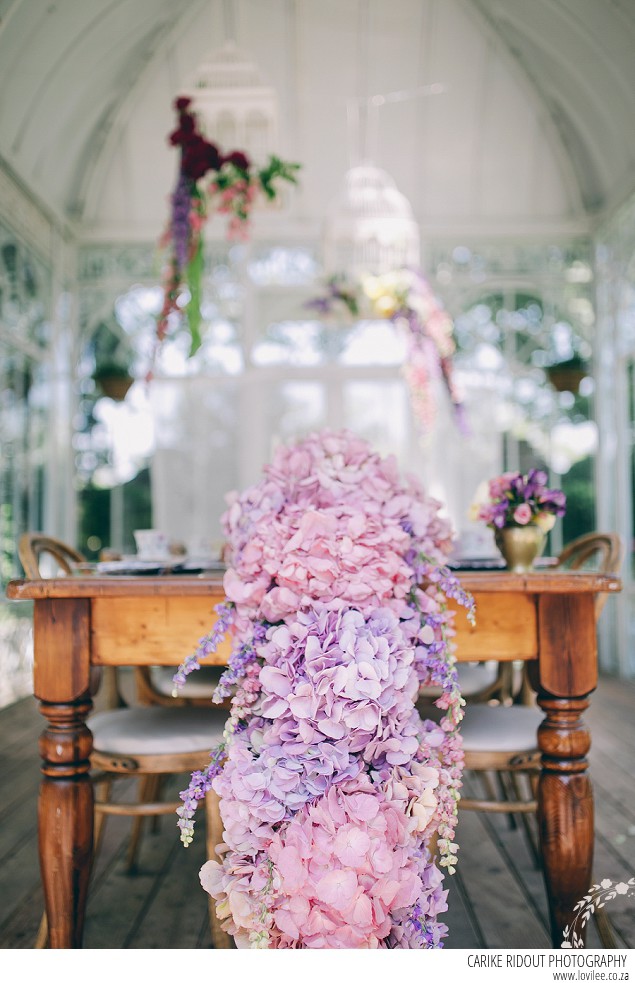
556, 532, 624, 617
18, 532, 85, 579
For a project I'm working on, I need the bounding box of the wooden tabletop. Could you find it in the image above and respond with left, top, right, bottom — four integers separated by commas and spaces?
6, 568, 622, 600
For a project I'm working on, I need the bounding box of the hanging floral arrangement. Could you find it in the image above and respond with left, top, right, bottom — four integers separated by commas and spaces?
173, 428, 475, 949
157, 96, 301, 356
307, 268, 467, 438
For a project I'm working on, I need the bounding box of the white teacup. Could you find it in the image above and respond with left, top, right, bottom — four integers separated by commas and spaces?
133, 529, 170, 560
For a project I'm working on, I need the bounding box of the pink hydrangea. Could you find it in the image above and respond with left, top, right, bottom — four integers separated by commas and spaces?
268, 776, 421, 947
205, 775, 440, 948
224, 505, 414, 623
182, 429, 470, 948
258, 606, 420, 757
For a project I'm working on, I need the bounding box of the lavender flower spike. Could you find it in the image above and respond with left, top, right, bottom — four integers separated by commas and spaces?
177, 743, 226, 845
172, 601, 234, 694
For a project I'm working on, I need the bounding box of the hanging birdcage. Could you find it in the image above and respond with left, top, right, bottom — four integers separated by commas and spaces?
323, 162, 420, 278
184, 40, 278, 163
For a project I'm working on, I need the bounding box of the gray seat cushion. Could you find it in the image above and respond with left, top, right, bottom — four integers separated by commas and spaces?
460, 704, 542, 753
89, 706, 227, 755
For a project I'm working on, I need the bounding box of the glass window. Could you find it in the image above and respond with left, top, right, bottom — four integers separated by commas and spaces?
75, 252, 597, 564
454, 291, 596, 553
0, 225, 53, 707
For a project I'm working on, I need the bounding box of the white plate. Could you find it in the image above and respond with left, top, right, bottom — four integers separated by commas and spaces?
96, 558, 182, 575
96, 556, 226, 575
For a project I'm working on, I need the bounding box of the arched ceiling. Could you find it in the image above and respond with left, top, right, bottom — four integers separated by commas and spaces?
0, 0, 634, 245
471, 0, 635, 215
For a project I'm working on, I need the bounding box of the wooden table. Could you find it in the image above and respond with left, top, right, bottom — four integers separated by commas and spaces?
6, 569, 621, 949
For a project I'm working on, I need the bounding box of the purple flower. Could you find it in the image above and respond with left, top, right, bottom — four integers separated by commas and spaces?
475, 470, 566, 529
170, 174, 193, 272
173, 601, 234, 691
177, 743, 227, 845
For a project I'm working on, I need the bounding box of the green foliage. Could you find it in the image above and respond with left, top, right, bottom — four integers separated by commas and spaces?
78, 468, 152, 559
561, 458, 596, 543
257, 156, 301, 200
186, 238, 204, 355
92, 361, 132, 380
78, 484, 111, 559
547, 354, 589, 371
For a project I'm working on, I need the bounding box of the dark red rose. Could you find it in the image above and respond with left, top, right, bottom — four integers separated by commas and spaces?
174, 96, 192, 111
182, 157, 207, 180
206, 142, 221, 171
182, 136, 212, 180
169, 127, 187, 146
188, 134, 207, 154
224, 150, 250, 171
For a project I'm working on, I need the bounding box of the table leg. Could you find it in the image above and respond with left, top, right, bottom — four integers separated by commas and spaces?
33, 597, 94, 948
38, 696, 94, 948
531, 591, 597, 947
536, 693, 594, 947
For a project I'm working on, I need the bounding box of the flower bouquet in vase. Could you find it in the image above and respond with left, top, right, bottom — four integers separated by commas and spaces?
471, 470, 566, 573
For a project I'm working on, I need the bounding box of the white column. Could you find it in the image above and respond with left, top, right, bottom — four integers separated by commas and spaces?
45, 231, 79, 545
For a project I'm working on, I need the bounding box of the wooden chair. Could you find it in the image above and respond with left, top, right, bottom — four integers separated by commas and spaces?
18, 532, 85, 578
419, 660, 516, 707
135, 664, 227, 707
557, 531, 623, 588
457, 531, 624, 945
20, 533, 231, 949
458, 704, 543, 863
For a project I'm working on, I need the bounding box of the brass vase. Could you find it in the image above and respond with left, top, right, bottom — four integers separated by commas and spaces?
495, 525, 545, 573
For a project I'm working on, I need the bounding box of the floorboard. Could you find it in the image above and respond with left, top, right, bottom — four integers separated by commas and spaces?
1, 673, 633, 950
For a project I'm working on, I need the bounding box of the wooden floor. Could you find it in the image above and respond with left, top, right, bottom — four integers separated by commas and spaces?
1, 672, 634, 950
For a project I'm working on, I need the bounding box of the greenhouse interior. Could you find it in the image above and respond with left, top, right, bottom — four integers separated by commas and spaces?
2, 0, 635, 711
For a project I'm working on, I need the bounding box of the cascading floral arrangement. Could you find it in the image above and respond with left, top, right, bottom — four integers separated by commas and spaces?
157, 96, 301, 356
306, 268, 467, 438
173, 429, 474, 949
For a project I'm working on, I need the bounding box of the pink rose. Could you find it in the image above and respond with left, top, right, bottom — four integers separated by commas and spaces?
513, 503, 533, 525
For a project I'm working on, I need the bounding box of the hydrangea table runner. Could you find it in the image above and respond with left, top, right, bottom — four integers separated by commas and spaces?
174, 428, 474, 949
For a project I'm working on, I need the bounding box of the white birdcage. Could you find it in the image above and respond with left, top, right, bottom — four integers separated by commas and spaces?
184, 40, 278, 163
323, 163, 420, 278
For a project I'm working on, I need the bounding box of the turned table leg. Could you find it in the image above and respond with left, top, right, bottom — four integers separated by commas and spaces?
536, 693, 594, 947
534, 592, 597, 948
34, 598, 94, 948
38, 699, 94, 948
